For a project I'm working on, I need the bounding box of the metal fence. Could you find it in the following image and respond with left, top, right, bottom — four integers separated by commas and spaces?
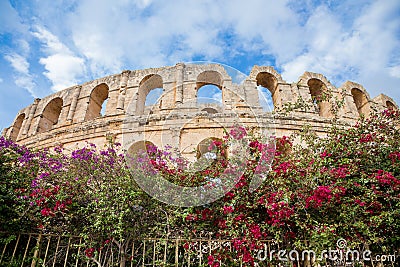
0, 232, 243, 267
0, 232, 398, 267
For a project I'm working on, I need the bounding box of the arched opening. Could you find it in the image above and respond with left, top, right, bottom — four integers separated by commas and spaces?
127, 140, 156, 156
85, 83, 109, 120
137, 74, 163, 115
197, 85, 222, 104
196, 137, 225, 160
386, 101, 396, 111
351, 88, 369, 116
196, 71, 223, 105
10, 113, 25, 141
38, 97, 63, 133
256, 72, 277, 111
308, 79, 332, 117
145, 88, 163, 106
201, 107, 218, 114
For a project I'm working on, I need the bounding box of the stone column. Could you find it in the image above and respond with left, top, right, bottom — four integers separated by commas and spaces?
22, 98, 40, 136
170, 126, 181, 153
67, 85, 82, 122
117, 70, 130, 111
175, 63, 184, 104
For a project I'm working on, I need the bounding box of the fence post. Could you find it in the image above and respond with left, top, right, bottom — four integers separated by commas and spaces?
175, 238, 179, 267
31, 233, 42, 267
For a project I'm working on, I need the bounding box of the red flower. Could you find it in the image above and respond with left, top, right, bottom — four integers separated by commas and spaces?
222, 206, 234, 214
41, 207, 55, 217
183, 242, 189, 250
306, 186, 332, 208
208, 255, 214, 265
249, 224, 262, 239
185, 214, 196, 221
85, 247, 95, 258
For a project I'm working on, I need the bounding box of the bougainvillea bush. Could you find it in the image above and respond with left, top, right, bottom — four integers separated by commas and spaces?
178, 109, 400, 265
0, 109, 399, 266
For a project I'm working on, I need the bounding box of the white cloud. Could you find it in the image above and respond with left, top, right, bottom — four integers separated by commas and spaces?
39, 54, 86, 91
31, 25, 86, 91
4, 53, 30, 74
389, 66, 400, 79
2, 0, 400, 106
0, 77, 3, 83
4, 53, 36, 97
279, 0, 400, 103
15, 76, 36, 94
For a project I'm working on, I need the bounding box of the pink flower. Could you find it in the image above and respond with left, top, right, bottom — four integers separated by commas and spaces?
230, 126, 247, 140
306, 186, 332, 208
223, 206, 234, 214
208, 255, 214, 266
250, 224, 262, 239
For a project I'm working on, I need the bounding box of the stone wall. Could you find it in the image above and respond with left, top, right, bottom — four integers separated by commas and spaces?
3, 63, 398, 159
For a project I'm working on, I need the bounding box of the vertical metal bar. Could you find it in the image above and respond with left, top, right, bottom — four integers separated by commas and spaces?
152, 240, 156, 266
130, 240, 135, 267
31, 233, 43, 267
199, 240, 202, 266
42, 235, 51, 267
188, 241, 191, 267
142, 240, 146, 267
63, 237, 71, 267
75, 238, 82, 267
52, 235, 61, 267
175, 238, 179, 267
110, 242, 114, 266
0, 240, 8, 264
116, 241, 120, 267
98, 245, 102, 266
11, 233, 21, 263
21, 234, 32, 267
163, 238, 167, 264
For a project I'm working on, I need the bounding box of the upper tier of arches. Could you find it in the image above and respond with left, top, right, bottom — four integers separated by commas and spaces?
4, 63, 398, 142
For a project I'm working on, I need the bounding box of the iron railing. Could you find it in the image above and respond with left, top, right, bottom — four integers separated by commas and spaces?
0, 232, 398, 266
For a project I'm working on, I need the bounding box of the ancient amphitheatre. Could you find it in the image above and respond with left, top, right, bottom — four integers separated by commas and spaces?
2, 63, 398, 158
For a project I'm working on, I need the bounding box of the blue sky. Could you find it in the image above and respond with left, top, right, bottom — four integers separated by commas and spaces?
1, 0, 399, 130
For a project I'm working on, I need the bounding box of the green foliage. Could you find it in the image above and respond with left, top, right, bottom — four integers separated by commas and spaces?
0, 108, 399, 266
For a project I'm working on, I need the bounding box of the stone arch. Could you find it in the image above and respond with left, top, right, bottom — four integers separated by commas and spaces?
10, 113, 25, 141
196, 137, 225, 159
339, 81, 372, 117
127, 140, 156, 156
351, 88, 370, 116
307, 78, 332, 118
38, 97, 63, 133
85, 83, 109, 120
201, 107, 218, 114
137, 74, 163, 115
256, 72, 278, 111
196, 71, 223, 89
386, 100, 397, 110
249, 66, 284, 83
196, 71, 223, 104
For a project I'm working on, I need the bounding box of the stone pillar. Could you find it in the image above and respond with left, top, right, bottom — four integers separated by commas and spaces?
297, 85, 318, 114
276, 83, 293, 107
170, 126, 181, 152
117, 70, 130, 111
175, 63, 184, 104
67, 85, 82, 122
22, 98, 40, 136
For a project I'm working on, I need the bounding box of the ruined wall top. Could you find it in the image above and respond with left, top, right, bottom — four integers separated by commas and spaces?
3, 63, 398, 154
